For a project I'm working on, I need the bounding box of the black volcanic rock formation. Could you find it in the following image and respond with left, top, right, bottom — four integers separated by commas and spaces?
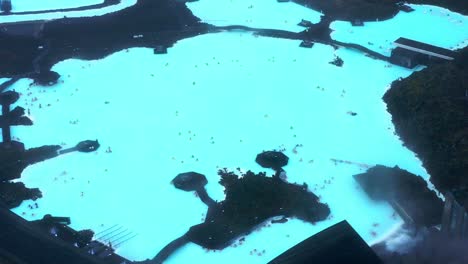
408, 0, 467, 15
0, 106, 33, 126
0, 141, 58, 209
0, 139, 100, 207
1, 0, 463, 80
1, 0, 462, 80
384, 47, 468, 192
0, 181, 42, 209
0, 0, 120, 16
187, 169, 330, 249
354, 165, 444, 227
293, 0, 400, 21
0, 141, 61, 182
32, 70, 60, 86
0, 0, 211, 77
139, 152, 330, 264
293, 0, 467, 21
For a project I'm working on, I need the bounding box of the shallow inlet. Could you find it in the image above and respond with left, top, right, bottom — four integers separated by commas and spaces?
5, 1, 468, 263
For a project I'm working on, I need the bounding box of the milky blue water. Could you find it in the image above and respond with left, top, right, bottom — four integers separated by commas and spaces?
0, 0, 136, 23
4, 1, 468, 263
9, 0, 104, 12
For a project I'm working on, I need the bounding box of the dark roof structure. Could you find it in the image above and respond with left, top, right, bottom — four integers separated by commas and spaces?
268, 220, 382, 264
441, 189, 468, 239
394, 37, 456, 60
390, 47, 421, 69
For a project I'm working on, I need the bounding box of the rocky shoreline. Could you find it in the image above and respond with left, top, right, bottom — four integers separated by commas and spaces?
0, 0, 121, 16
383, 46, 468, 192
0, 0, 211, 77
0, 0, 466, 263
2, 0, 463, 80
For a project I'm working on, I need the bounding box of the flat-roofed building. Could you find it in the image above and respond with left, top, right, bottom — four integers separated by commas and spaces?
390, 37, 457, 68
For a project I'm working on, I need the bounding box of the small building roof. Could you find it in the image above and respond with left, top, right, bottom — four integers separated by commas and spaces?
394, 37, 456, 60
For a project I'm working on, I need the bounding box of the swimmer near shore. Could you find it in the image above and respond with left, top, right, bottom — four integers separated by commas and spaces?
136, 151, 330, 264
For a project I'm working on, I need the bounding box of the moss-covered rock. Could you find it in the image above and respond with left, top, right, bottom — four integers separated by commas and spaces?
384, 47, 468, 192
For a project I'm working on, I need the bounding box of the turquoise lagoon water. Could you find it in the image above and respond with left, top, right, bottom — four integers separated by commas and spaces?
10, 0, 105, 12
0, 0, 136, 23
5, 1, 468, 263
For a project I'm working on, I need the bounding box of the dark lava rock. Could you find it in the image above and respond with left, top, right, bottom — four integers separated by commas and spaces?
294, 0, 400, 22
0, 142, 60, 181
255, 151, 289, 171
408, 0, 467, 15
0, 182, 42, 209
0, 0, 210, 77
3, 106, 33, 126
186, 169, 330, 249
383, 46, 468, 192
172, 172, 208, 191
354, 165, 444, 227
298, 15, 333, 42
33, 70, 60, 86
295, 0, 467, 23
